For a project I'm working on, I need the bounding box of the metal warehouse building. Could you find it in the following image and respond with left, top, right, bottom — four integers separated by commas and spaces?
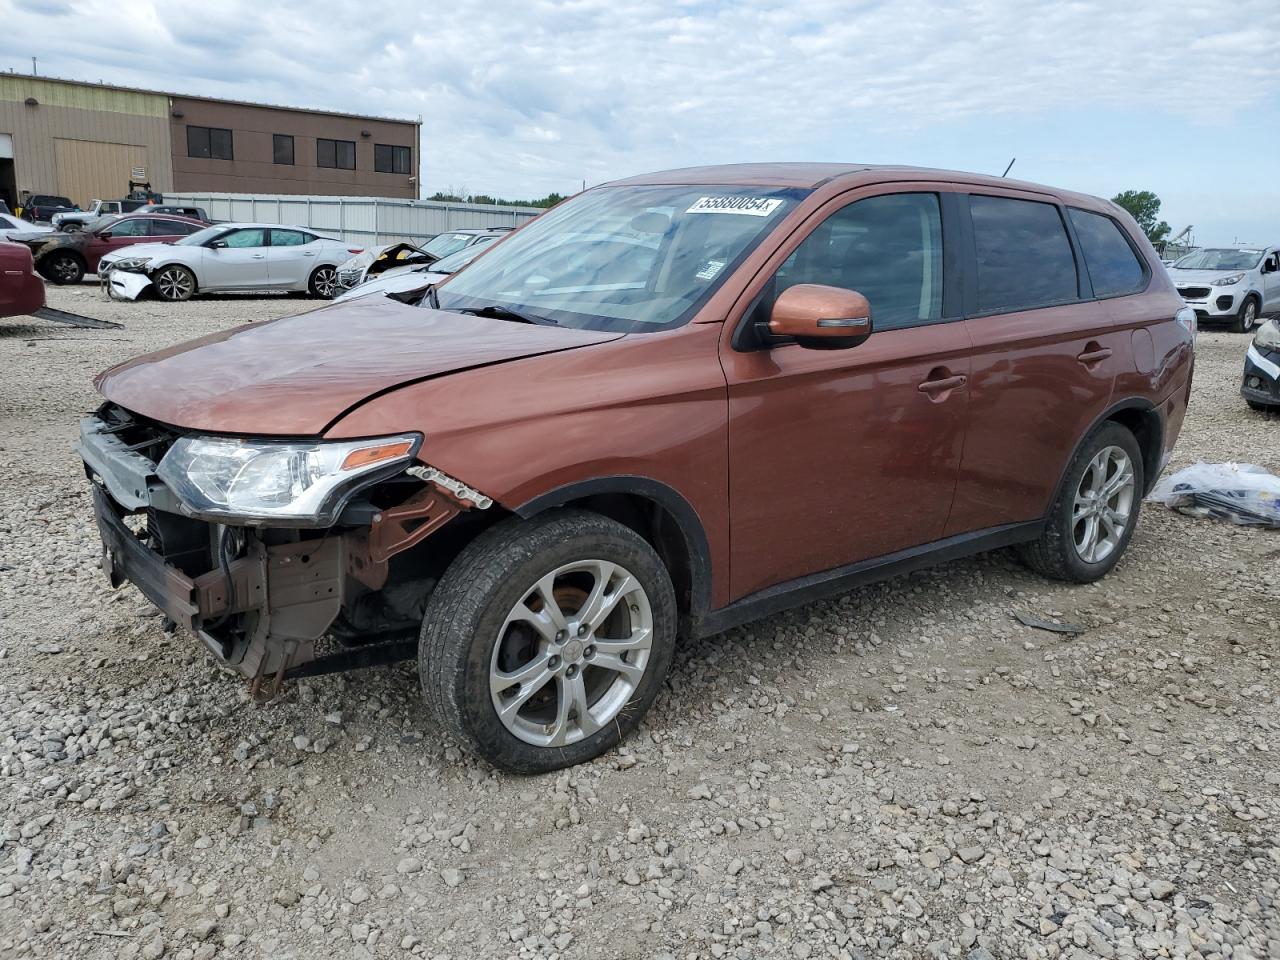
0, 75, 420, 211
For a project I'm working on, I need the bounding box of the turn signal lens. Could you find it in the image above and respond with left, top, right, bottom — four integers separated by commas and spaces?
340, 439, 416, 471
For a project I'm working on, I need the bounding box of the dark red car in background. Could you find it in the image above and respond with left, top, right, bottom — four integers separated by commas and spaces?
25, 213, 207, 284
0, 241, 45, 318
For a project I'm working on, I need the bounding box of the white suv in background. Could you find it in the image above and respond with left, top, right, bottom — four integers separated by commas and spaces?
1168, 246, 1280, 332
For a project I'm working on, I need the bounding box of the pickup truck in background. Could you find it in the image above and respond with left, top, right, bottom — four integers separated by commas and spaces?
21, 195, 78, 224
53, 199, 150, 231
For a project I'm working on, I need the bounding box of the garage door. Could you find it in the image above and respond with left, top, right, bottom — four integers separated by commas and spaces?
54, 139, 147, 209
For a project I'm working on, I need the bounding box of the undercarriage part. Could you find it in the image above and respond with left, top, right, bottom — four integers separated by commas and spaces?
33, 306, 122, 329
347, 485, 466, 590
283, 634, 418, 681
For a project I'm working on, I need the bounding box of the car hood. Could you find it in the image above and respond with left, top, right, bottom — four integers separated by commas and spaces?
99, 242, 177, 263
1169, 269, 1252, 285
94, 296, 625, 436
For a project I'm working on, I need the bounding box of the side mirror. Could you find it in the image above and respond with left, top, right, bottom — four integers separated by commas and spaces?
208, 239, 228, 249
768, 284, 872, 345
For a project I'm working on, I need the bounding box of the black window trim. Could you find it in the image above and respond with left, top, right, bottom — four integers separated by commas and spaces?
958, 191, 1088, 319
731, 186, 964, 352
186, 124, 234, 161
272, 133, 295, 166
374, 143, 412, 175
1064, 205, 1153, 303
317, 137, 356, 170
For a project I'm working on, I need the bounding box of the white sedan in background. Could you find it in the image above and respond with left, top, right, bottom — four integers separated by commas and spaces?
98, 223, 361, 301
0, 212, 54, 241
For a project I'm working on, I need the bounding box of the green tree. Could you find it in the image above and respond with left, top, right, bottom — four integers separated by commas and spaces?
1111, 190, 1171, 246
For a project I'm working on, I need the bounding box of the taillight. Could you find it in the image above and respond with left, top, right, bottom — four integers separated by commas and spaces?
1175, 306, 1197, 341
347, 247, 364, 255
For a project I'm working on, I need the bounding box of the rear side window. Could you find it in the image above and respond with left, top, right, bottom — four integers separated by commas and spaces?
774, 192, 944, 330
970, 195, 1078, 313
109, 218, 150, 237
148, 219, 193, 236
270, 229, 311, 246
1067, 209, 1147, 298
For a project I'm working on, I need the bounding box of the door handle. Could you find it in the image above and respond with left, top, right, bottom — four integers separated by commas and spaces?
918, 374, 967, 394
1077, 346, 1112, 364
302, 252, 316, 257
251, 253, 265, 259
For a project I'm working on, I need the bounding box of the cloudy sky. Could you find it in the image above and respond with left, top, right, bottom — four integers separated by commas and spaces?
5, 0, 1280, 245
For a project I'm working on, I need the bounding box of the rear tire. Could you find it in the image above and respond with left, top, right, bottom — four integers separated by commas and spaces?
308, 265, 339, 299
1016, 422, 1144, 583
39, 251, 85, 285
1234, 296, 1259, 333
419, 509, 677, 773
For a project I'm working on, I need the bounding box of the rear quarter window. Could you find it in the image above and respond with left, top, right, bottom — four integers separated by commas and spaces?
1067, 208, 1147, 298
970, 195, 1078, 314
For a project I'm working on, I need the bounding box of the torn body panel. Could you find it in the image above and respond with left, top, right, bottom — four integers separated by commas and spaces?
82, 406, 493, 694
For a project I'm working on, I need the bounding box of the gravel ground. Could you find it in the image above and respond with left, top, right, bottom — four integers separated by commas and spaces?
1, 285, 1278, 960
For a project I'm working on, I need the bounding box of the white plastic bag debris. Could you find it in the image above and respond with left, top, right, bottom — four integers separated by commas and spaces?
1147, 462, 1280, 528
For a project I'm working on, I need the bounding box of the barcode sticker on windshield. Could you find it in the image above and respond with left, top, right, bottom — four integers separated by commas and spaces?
696, 260, 726, 280
686, 196, 783, 217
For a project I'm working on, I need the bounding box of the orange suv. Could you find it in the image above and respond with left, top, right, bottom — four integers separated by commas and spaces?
80, 164, 1195, 771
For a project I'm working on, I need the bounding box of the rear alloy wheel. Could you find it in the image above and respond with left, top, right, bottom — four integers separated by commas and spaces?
153, 265, 196, 302
419, 510, 677, 773
1235, 297, 1258, 334
40, 251, 85, 285
308, 265, 339, 299
1016, 422, 1144, 583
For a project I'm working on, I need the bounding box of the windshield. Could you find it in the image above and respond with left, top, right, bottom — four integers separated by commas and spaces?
1173, 248, 1263, 271
435, 185, 805, 332
175, 225, 230, 246
422, 232, 476, 259
430, 244, 491, 274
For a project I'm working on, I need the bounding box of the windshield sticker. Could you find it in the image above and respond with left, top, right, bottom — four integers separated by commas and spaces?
696, 260, 726, 280
686, 196, 783, 217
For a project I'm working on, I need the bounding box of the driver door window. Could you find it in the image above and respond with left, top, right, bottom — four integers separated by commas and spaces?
770, 193, 943, 330
108, 218, 150, 237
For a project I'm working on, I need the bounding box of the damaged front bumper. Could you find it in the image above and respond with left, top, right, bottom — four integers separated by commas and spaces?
79, 406, 487, 695
99, 267, 152, 301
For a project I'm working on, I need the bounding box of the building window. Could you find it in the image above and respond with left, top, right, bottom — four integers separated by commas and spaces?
187, 125, 233, 160
317, 138, 355, 170
273, 134, 294, 165
374, 144, 412, 174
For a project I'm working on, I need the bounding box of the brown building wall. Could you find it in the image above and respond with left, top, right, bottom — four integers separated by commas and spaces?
169, 97, 419, 199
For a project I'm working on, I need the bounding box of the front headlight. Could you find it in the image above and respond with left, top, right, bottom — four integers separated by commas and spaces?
157, 433, 421, 525
1255, 319, 1280, 352
1211, 273, 1245, 286
110, 257, 152, 272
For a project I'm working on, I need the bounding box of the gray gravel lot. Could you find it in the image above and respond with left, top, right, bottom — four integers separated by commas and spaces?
1, 285, 1278, 960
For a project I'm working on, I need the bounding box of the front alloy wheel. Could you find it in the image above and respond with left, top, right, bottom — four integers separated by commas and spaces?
1236, 298, 1258, 333
309, 266, 339, 298
154, 265, 195, 301
419, 510, 677, 773
490, 559, 654, 748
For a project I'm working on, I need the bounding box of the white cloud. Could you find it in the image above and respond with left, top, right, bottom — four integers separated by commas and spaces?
3, 0, 1278, 208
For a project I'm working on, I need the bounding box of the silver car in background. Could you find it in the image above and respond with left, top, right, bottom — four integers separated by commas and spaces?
98, 223, 361, 301
1169, 246, 1280, 333
334, 228, 511, 292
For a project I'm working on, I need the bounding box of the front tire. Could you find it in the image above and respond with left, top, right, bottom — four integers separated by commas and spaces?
153, 265, 196, 302
39, 251, 85, 285
1016, 422, 1144, 583
419, 510, 677, 773
1234, 296, 1259, 333
308, 265, 339, 299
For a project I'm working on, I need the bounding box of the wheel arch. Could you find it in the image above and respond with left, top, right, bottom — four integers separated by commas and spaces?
513, 477, 712, 626
1050, 398, 1165, 508
149, 262, 199, 288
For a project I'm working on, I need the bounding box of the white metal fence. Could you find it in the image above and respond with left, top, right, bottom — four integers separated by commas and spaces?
163, 192, 545, 246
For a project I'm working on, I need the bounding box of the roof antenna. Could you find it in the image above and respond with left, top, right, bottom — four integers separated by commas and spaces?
1000, 157, 1016, 178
